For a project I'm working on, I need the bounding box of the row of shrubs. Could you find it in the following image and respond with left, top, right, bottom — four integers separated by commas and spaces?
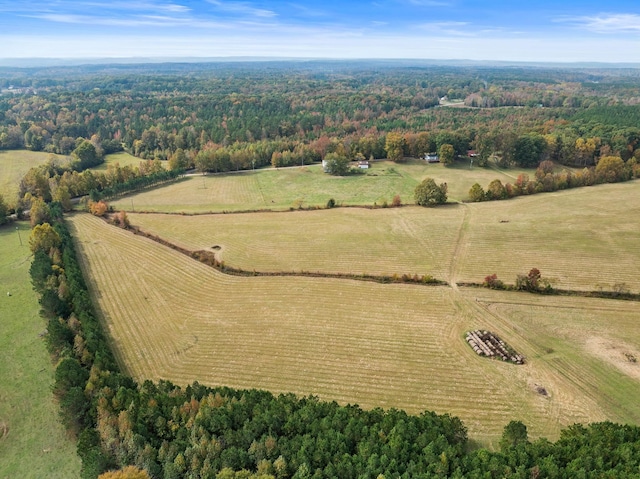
480, 269, 638, 301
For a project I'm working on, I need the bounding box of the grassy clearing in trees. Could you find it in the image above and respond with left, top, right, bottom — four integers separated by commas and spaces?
109, 160, 540, 213
0, 150, 70, 206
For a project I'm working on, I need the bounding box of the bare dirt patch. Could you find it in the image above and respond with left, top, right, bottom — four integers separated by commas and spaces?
585, 337, 640, 381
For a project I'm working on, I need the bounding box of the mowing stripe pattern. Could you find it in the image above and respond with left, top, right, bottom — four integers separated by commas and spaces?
66, 213, 640, 444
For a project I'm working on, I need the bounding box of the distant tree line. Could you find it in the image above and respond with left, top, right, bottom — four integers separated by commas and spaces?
2, 66, 640, 178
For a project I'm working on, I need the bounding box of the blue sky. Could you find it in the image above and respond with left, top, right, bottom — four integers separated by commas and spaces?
1, 0, 640, 62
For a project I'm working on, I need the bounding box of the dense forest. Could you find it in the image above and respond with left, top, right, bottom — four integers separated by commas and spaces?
1, 62, 640, 181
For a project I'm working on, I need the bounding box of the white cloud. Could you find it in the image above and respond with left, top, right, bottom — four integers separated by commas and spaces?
557, 13, 640, 34
0, 0, 191, 14
206, 0, 277, 18
30, 12, 228, 28
287, 3, 327, 18
417, 21, 472, 36
84, 1, 191, 13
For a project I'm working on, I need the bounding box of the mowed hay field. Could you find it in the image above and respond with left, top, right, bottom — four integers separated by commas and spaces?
456, 180, 640, 292
128, 179, 640, 291
129, 206, 465, 279
0, 223, 80, 478
68, 213, 640, 446
110, 160, 540, 213
0, 150, 69, 205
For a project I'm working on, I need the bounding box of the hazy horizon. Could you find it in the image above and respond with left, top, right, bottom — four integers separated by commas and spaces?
1, 1, 640, 63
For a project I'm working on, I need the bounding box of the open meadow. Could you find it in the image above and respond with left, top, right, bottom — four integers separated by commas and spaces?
0, 150, 70, 206
68, 213, 640, 447
110, 160, 541, 213
0, 223, 80, 478
91, 151, 163, 172
128, 179, 640, 292
129, 206, 465, 280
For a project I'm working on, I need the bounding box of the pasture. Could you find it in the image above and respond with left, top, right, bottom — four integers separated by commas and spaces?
128, 180, 640, 292
91, 151, 163, 172
0, 150, 69, 206
110, 160, 541, 213
68, 213, 640, 446
0, 223, 80, 478
128, 206, 465, 280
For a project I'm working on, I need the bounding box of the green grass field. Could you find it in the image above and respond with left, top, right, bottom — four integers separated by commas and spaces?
0, 222, 80, 478
128, 179, 640, 292
110, 160, 542, 213
68, 213, 640, 447
91, 151, 161, 172
0, 150, 70, 206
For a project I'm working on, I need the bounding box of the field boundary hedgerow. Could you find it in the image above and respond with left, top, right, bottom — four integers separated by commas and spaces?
458, 282, 640, 302
119, 200, 412, 216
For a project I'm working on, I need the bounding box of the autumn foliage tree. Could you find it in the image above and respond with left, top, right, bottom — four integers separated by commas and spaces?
29, 222, 61, 254
414, 177, 447, 206
114, 210, 130, 229
483, 274, 505, 290
468, 183, 485, 202
385, 132, 406, 162
595, 156, 628, 183
516, 268, 552, 293
439, 143, 455, 167
98, 466, 151, 479
89, 200, 109, 217
29, 196, 50, 227
485, 179, 507, 200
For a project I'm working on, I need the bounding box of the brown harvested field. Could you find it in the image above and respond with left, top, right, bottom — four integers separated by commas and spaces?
128, 179, 640, 292
68, 213, 640, 446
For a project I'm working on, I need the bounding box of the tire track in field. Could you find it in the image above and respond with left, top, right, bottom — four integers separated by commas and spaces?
447, 203, 471, 288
